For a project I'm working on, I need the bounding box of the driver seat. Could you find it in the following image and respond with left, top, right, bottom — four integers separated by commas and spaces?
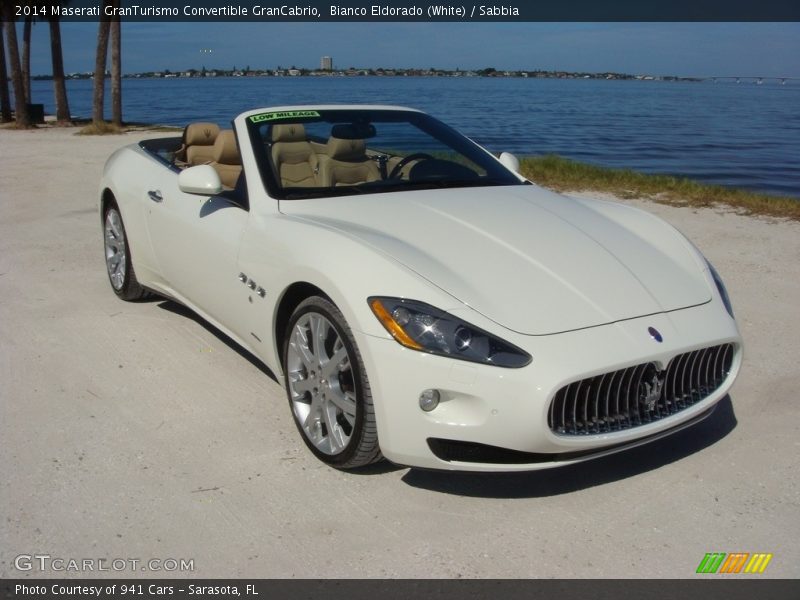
209, 130, 242, 189
318, 137, 381, 187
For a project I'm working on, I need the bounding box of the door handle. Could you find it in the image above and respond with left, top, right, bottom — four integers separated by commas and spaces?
148, 190, 163, 203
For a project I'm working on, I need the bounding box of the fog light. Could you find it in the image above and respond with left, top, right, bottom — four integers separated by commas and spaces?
419, 389, 440, 412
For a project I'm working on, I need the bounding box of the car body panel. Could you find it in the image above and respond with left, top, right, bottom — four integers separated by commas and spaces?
279, 185, 711, 335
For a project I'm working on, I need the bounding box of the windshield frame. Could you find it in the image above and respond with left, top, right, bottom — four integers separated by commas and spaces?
245, 108, 525, 200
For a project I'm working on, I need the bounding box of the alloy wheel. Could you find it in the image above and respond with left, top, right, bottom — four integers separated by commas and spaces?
286, 312, 358, 455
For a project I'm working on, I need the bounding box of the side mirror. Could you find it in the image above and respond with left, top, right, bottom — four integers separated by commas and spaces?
498, 152, 521, 173
178, 165, 222, 195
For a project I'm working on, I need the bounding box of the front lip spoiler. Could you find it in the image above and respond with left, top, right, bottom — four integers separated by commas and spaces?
427, 404, 717, 465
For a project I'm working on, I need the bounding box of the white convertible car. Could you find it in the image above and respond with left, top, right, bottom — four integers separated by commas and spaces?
100, 105, 742, 471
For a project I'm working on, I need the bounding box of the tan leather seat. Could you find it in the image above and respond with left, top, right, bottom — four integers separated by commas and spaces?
318, 137, 381, 187
183, 122, 220, 165
271, 124, 319, 187
209, 130, 242, 189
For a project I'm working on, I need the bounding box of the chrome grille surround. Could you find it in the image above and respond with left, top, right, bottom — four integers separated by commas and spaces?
548, 343, 735, 436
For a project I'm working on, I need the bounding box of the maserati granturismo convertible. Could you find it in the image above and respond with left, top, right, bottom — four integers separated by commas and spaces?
99, 105, 742, 471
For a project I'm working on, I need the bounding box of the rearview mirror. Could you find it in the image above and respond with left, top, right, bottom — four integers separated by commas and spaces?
178, 165, 222, 195
331, 122, 377, 139
498, 152, 520, 173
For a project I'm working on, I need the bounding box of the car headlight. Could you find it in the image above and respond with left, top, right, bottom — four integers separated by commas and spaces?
707, 260, 734, 318
368, 297, 531, 368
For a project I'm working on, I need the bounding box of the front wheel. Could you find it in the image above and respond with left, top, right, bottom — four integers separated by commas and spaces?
103, 202, 150, 301
283, 296, 382, 469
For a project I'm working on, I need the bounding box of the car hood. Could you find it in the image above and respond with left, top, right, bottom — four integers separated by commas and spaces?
280, 185, 711, 335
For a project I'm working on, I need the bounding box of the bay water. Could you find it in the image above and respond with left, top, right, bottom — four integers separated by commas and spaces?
30, 76, 800, 197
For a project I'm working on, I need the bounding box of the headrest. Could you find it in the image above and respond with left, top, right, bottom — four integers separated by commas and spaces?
184, 122, 220, 146
271, 123, 307, 143
326, 137, 366, 161
213, 130, 241, 165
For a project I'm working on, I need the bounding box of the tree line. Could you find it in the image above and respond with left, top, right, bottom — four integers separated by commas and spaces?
1, 0, 124, 128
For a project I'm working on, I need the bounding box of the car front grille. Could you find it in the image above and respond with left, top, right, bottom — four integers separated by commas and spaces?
548, 343, 735, 436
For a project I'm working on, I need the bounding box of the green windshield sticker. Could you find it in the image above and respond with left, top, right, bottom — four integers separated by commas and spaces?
249, 110, 320, 123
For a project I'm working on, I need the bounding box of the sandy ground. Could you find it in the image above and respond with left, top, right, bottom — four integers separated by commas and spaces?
0, 126, 798, 579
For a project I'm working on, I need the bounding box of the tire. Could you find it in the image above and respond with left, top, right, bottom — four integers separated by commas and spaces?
283, 296, 382, 469
103, 202, 150, 301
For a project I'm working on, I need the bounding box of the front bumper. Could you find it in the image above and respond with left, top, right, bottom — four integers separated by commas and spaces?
356, 300, 742, 471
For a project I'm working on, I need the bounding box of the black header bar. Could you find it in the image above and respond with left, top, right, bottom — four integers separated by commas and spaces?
6, 0, 800, 22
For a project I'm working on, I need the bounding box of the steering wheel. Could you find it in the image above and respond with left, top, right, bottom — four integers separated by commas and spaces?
388, 153, 434, 180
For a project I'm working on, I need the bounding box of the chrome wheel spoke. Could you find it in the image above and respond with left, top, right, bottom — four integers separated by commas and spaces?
329, 390, 357, 426
322, 344, 348, 379
310, 314, 329, 362
288, 370, 314, 396
324, 403, 346, 452
291, 326, 315, 370
302, 395, 322, 432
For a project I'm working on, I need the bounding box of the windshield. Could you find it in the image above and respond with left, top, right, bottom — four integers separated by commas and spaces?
245, 109, 524, 199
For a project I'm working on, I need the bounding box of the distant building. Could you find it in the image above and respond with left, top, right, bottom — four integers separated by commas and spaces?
321, 56, 332, 71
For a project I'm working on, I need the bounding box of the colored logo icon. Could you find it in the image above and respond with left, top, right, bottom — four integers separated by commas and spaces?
696, 552, 773, 574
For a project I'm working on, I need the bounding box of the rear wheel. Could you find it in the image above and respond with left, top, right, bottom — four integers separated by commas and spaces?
104, 202, 150, 301
283, 296, 382, 468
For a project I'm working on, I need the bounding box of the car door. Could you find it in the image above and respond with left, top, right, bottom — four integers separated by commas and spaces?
144, 168, 250, 337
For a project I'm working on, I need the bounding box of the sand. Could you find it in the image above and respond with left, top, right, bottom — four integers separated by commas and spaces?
1, 126, 798, 578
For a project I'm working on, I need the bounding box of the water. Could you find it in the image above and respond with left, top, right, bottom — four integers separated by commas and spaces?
31, 76, 800, 197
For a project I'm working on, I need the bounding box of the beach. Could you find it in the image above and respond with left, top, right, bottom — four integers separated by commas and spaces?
1, 126, 798, 578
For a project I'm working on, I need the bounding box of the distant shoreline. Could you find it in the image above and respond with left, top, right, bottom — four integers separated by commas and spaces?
34, 68, 707, 83
32, 68, 799, 84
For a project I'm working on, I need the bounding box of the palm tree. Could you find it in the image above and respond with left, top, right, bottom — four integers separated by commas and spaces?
1, 2, 31, 127
92, 9, 111, 124
48, 15, 71, 123
21, 15, 32, 102
0, 23, 13, 122
110, 0, 122, 126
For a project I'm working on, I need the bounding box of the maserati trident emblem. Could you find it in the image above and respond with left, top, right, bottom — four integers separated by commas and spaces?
640, 366, 666, 411
648, 326, 663, 342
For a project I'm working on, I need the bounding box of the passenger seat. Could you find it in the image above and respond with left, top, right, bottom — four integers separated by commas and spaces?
209, 130, 242, 189
271, 124, 319, 187
182, 122, 221, 165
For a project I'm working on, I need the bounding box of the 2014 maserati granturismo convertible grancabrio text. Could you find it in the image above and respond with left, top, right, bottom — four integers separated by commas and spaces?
99, 105, 742, 471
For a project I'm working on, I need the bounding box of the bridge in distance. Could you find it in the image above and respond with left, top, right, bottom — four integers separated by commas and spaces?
702, 76, 799, 84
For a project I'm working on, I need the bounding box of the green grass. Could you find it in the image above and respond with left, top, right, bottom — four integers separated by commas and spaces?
519, 154, 800, 221
77, 121, 126, 135
76, 120, 181, 135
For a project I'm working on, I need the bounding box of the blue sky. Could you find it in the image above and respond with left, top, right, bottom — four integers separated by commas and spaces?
19, 22, 800, 78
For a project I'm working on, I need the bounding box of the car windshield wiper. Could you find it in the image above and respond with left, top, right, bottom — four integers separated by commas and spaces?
282, 186, 369, 200
381, 178, 518, 192
281, 178, 519, 200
